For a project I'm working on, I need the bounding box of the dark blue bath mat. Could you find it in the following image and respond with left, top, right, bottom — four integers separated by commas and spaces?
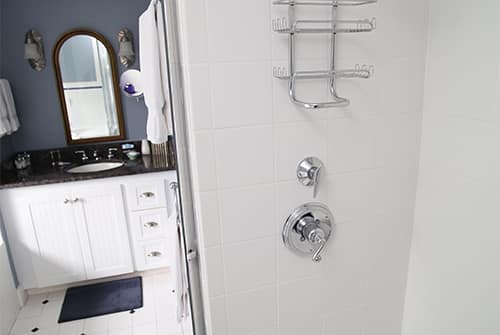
58, 277, 143, 323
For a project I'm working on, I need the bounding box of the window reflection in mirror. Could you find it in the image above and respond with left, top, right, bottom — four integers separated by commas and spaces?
54, 31, 125, 144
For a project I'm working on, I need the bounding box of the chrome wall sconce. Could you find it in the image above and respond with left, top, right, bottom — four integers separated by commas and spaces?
117, 28, 135, 67
24, 29, 46, 71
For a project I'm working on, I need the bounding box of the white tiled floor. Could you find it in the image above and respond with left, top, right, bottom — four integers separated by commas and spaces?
10, 271, 192, 335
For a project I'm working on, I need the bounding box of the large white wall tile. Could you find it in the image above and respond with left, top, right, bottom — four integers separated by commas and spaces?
219, 184, 275, 243
278, 277, 326, 335
206, 0, 271, 62
198, 191, 222, 247
181, 0, 209, 64
223, 238, 277, 293
187, 64, 212, 130
334, 168, 415, 220
214, 126, 274, 189
326, 117, 376, 173
209, 297, 228, 335
205, 246, 226, 298
418, 115, 500, 185
321, 307, 364, 335
226, 286, 277, 335
375, 113, 421, 168
193, 131, 217, 191
210, 62, 273, 129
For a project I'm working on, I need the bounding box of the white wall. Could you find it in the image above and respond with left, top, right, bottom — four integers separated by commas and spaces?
402, 1, 500, 334
179, 0, 428, 334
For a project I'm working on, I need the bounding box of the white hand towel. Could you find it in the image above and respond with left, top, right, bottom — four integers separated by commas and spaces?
0, 79, 20, 138
139, 0, 172, 144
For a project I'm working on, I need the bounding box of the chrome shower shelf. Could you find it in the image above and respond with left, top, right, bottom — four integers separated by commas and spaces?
272, 0, 377, 109
272, 19, 375, 34
273, 0, 377, 6
273, 68, 371, 80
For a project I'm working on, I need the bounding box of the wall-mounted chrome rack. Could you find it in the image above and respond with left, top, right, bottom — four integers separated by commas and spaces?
272, 0, 377, 109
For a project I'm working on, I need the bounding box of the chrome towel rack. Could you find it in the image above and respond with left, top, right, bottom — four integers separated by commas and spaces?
272, 0, 377, 109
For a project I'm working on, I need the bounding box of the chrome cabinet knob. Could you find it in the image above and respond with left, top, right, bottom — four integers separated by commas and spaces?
283, 203, 334, 263
297, 157, 323, 198
140, 192, 155, 198
147, 251, 162, 258
64, 197, 79, 204
144, 222, 160, 229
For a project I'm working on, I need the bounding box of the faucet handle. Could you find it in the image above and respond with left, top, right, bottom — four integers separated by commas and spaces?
74, 150, 88, 161
283, 203, 335, 263
297, 157, 324, 199
310, 230, 327, 263
108, 148, 118, 159
311, 165, 322, 198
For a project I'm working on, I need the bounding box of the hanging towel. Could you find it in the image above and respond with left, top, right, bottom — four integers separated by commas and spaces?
139, 0, 172, 144
170, 181, 190, 324
0, 79, 20, 138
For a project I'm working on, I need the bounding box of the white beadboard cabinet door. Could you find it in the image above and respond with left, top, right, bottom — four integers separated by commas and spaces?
72, 184, 133, 280
27, 190, 87, 288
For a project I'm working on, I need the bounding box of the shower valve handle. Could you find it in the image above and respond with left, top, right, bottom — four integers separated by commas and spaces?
297, 157, 323, 199
311, 166, 321, 198
311, 234, 326, 263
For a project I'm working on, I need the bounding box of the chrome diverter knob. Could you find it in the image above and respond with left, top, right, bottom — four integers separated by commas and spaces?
283, 203, 334, 263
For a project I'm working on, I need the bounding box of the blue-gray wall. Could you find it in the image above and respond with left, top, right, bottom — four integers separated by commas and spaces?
0, 0, 150, 154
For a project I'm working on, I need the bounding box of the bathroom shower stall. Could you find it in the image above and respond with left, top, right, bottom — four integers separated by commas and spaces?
168, 0, 500, 334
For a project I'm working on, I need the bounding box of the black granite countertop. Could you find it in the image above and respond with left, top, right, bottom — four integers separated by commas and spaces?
0, 141, 176, 189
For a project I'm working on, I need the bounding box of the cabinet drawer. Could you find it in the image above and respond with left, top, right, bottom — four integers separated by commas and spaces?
129, 208, 171, 241
134, 240, 171, 271
125, 180, 167, 211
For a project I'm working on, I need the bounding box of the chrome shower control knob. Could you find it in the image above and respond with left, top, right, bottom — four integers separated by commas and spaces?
283, 203, 335, 263
297, 157, 323, 198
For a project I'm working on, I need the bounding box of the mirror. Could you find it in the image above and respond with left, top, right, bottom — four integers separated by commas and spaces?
54, 30, 125, 144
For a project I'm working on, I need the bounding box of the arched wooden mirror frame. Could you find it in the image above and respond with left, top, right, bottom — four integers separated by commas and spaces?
53, 29, 126, 145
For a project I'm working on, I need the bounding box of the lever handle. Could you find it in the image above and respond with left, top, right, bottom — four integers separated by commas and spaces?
282, 202, 335, 264
312, 237, 326, 262
63, 198, 79, 204
311, 166, 321, 198
297, 157, 324, 199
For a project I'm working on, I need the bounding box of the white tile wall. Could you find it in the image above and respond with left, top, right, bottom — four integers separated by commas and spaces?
402, 1, 500, 334
179, 0, 429, 333
218, 184, 275, 243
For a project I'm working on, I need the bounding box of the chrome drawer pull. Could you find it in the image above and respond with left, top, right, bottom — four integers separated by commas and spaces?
147, 251, 163, 258
64, 198, 79, 204
144, 221, 160, 229
140, 192, 155, 198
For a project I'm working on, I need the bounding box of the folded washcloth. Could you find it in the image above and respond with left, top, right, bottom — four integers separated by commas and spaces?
0, 79, 20, 138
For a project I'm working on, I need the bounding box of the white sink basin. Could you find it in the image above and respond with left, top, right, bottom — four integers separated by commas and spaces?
67, 161, 124, 174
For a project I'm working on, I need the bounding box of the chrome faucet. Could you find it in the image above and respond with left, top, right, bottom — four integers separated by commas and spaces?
74, 150, 89, 161
297, 157, 323, 198
283, 203, 335, 263
107, 148, 118, 159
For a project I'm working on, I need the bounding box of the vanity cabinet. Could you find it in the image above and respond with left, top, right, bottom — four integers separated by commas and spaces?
71, 185, 133, 280
0, 172, 177, 289
21, 189, 88, 288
